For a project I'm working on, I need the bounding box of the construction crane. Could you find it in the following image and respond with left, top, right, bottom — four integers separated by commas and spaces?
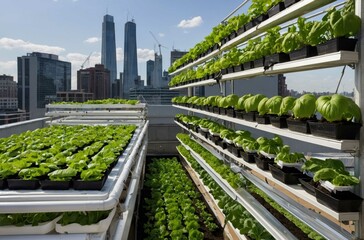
149, 31, 167, 56
81, 52, 93, 69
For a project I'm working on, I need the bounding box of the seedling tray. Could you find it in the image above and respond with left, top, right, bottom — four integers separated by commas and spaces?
256, 115, 270, 124
267, 2, 285, 18
269, 115, 288, 128
73, 175, 107, 190
287, 118, 312, 134
289, 45, 317, 61
40, 179, 71, 190
244, 111, 257, 122
241, 151, 257, 163
7, 179, 40, 190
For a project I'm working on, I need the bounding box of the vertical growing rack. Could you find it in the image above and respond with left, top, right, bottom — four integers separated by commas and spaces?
169, 0, 364, 239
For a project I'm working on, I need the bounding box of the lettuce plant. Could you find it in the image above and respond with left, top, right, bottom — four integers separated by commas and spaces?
243, 94, 266, 113
292, 94, 316, 119
316, 94, 361, 123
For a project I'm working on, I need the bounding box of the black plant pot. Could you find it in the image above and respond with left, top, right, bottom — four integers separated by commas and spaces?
226, 108, 235, 118
254, 155, 274, 170
269, 164, 305, 185
219, 107, 227, 115
256, 114, 271, 124
287, 117, 315, 134
237, 25, 246, 35
245, 14, 269, 30
244, 111, 257, 122
298, 177, 317, 196
289, 45, 317, 61
254, 57, 265, 68
284, 0, 301, 8
269, 115, 288, 128
73, 175, 107, 190
315, 186, 362, 212
230, 31, 238, 40
264, 53, 290, 68
241, 151, 257, 163
232, 146, 243, 157
209, 134, 221, 145
7, 179, 40, 190
212, 106, 220, 114
40, 179, 71, 190
267, 2, 285, 18
235, 110, 244, 119
233, 64, 244, 72
316, 37, 358, 55
308, 121, 361, 140
243, 61, 254, 70
198, 128, 209, 139
0, 179, 7, 189
218, 140, 228, 150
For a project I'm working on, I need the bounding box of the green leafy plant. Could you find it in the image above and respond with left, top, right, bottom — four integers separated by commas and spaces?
243, 94, 266, 113
316, 94, 361, 123
292, 94, 316, 119
275, 145, 305, 163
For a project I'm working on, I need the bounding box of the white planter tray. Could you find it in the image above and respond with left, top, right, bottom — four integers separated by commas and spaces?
276, 160, 303, 170
320, 180, 354, 193
0, 216, 61, 235
55, 207, 116, 234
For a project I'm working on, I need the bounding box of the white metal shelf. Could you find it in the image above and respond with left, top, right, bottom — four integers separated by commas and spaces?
170, 51, 359, 90
173, 105, 359, 151
177, 138, 298, 240
176, 121, 360, 223
169, 0, 336, 76
0, 121, 149, 213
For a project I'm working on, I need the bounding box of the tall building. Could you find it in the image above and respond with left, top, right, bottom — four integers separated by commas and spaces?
77, 64, 110, 100
170, 50, 188, 66
123, 20, 138, 98
0, 74, 17, 110
17, 52, 71, 119
101, 14, 117, 97
151, 53, 162, 88
146, 60, 154, 87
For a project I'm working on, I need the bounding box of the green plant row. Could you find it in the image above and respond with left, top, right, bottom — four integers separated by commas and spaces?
0, 125, 136, 182
173, 92, 362, 123
142, 157, 219, 240
176, 114, 360, 188
49, 98, 139, 105
169, 0, 291, 73
177, 145, 273, 240
0, 210, 111, 227
177, 133, 243, 188
177, 142, 325, 240
169, 0, 360, 86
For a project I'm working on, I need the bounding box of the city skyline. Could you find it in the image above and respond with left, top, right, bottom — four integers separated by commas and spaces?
123, 20, 138, 98
0, 0, 356, 93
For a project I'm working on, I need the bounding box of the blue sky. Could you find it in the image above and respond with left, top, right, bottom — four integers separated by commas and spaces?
0, 0, 355, 93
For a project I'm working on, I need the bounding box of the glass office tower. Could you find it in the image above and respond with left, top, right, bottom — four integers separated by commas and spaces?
122, 20, 138, 98
101, 14, 117, 97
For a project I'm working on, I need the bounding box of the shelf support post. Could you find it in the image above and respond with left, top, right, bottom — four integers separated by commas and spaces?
354, 0, 364, 238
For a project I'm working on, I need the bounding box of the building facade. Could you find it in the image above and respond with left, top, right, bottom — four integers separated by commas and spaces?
17, 52, 71, 119
0, 74, 18, 110
170, 50, 188, 66
151, 53, 162, 88
146, 60, 154, 87
77, 64, 110, 100
123, 20, 138, 98
101, 14, 117, 97
57, 90, 94, 102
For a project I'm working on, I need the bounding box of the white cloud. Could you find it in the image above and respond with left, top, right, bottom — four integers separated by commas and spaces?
84, 37, 99, 43
178, 16, 203, 29
137, 48, 154, 62
158, 33, 165, 37
0, 37, 65, 54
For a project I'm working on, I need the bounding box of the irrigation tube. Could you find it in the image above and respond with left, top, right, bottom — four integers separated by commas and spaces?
0, 120, 149, 213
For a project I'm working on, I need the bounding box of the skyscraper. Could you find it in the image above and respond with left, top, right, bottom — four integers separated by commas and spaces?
101, 14, 117, 97
123, 20, 138, 98
18, 52, 71, 119
151, 53, 162, 88
146, 60, 154, 87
